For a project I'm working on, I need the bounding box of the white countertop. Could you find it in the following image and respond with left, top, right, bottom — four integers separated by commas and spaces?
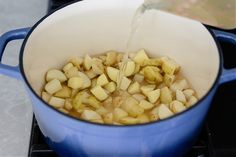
0, 1, 47, 156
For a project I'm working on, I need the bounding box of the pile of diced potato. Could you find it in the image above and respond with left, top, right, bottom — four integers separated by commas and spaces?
41, 49, 198, 125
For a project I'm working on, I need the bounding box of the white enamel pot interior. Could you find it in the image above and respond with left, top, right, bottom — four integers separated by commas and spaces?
22, 0, 219, 117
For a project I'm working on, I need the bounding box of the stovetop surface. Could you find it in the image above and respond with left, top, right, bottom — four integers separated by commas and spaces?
28, 1, 236, 157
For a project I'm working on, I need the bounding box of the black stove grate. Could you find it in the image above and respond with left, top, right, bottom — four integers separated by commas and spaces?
28, 116, 213, 157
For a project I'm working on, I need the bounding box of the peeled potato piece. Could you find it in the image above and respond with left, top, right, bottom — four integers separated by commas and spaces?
78, 72, 91, 89
104, 51, 117, 66
133, 49, 149, 65
81, 110, 102, 121
65, 99, 73, 110
41, 91, 51, 102
55, 85, 72, 98
46, 69, 67, 82
128, 81, 140, 94
140, 85, 156, 96
186, 96, 198, 107
138, 100, 154, 110
170, 100, 186, 113
164, 74, 175, 87
45, 79, 62, 94
91, 78, 97, 88
132, 94, 146, 101
147, 89, 160, 103
59, 108, 69, 114
84, 54, 93, 70
121, 97, 144, 117
106, 67, 119, 82
149, 107, 160, 121
92, 60, 104, 75
97, 74, 109, 86
176, 90, 187, 103
133, 74, 144, 83
48, 96, 65, 108
123, 61, 135, 77
72, 91, 90, 110
133, 64, 140, 74
141, 58, 162, 67
143, 66, 163, 84
90, 86, 108, 101
112, 96, 123, 108
68, 77, 83, 89
96, 106, 109, 116
87, 96, 101, 109
91, 119, 104, 124
85, 70, 98, 79
170, 79, 189, 92
65, 67, 79, 78
104, 82, 116, 93
113, 108, 128, 121
183, 89, 195, 100
119, 76, 131, 91
63, 63, 74, 72
158, 104, 174, 119
103, 97, 113, 111
160, 87, 172, 104
103, 112, 113, 124
120, 117, 139, 125
70, 57, 83, 68
161, 57, 180, 75
137, 114, 150, 124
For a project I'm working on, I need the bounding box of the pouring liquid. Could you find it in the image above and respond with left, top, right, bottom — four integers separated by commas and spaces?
117, 5, 147, 88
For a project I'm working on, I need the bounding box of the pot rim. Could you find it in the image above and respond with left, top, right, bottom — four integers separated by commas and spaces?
19, 0, 223, 128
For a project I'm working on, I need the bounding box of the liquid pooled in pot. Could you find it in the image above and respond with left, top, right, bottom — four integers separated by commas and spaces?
41, 49, 198, 125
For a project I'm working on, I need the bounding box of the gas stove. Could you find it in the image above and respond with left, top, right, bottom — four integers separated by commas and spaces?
28, 1, 236, 157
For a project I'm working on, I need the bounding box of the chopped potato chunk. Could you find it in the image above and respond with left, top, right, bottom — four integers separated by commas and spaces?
90, 86, 108, 101
97, 74, 109, 86
141, 85, 156, 96
128, 81, 140, 94
46, 69, 67, 82
106, 67, 119, 82
104, 82, 116, 93
55, 85, 72, 98
105, 51, 117, 66
42, 91, 51, 102
133, 49, 149, 65
147, 89, 160, 103
48, 96, 65, 108
81, 110, 102, 120
120, 117, 139, 125
63, 63, 74, 72
123, 61, 135, 77
45, 79, 62, 94
138, 100, 154, 110
160, 87, 172, 104
158, 104, 174, 119
68, 77, 83, 89
84, 55, 93, 70
113, 108, 128, 121
119, 76, 131, 91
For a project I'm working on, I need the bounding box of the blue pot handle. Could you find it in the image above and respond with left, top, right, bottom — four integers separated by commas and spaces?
0, 28, 30, 79
212, 30, 236, 84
